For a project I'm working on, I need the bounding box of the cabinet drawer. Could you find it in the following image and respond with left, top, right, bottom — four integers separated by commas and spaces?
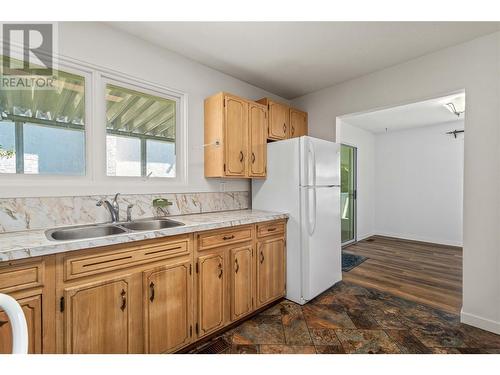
0, 259, 44, 293
257, 221, 285, 238
63, 235, 191, 281
197, 226, 253, 251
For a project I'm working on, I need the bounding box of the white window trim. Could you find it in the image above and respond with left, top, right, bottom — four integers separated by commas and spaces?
0, 53, 188, 198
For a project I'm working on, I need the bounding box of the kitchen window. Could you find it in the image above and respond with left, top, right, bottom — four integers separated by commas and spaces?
0, 65, 86, 175
105, 83, 177, 178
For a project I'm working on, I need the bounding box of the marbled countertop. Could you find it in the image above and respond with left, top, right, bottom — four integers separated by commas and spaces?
0, 209, 288, 261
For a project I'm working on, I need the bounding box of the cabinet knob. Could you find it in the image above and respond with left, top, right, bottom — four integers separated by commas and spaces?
222, 234, 235, 241
291, 126, 295, 136
239, 151, 244, 162
259, 251, 265, 264
0, 319, 8, 327
251, 152, 256, 164
235, 258, 239, 274
283, 123, 286, 134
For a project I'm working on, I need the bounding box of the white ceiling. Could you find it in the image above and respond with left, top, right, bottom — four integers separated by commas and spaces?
342, 92, 465, 133
109, 22, 500, 99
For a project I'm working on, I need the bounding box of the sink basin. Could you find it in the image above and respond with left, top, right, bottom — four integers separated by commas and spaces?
47, 225, 127, 241
120, 219, 184, 231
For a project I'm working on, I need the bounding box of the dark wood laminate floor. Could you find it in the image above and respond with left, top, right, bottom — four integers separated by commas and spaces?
343, 236, 462, 314
191, 282, 500, 354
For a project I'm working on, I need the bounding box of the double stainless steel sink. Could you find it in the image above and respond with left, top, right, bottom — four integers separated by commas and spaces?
45, 218, 184, 241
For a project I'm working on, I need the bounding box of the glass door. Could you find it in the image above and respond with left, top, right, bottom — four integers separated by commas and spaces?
341, 144, 357, 244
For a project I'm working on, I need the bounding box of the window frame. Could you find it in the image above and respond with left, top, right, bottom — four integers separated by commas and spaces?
0, 54, 188, 197
101, 76, 181, 180
0, 59, 93, 184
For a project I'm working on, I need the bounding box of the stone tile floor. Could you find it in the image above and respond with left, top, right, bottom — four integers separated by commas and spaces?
199, 282, 500, 354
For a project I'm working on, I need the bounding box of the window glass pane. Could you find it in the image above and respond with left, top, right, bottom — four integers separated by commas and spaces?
105, 83, 176, 178
0, 59, 86, 175
146, 139, 176, 178
106, 135, 141, 177
0, 120, 16, 173
23, 124, 85, 175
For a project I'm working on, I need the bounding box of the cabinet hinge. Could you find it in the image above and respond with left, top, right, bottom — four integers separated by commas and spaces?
195, 323, 199, 335
190, 325, 193, 337
59, 296, 65, 313
189, 264, 192, 275
196, 262, 199, 274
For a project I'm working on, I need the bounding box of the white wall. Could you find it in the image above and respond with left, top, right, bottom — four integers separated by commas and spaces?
292, 32, 500, 334
374, 121, 464, 246
2, 22, 288, 197
337, 120, 375, 241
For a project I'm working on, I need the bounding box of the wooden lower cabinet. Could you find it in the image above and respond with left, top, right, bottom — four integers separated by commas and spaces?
62, 275, 140, 354
256, 237, 286, 308
143, 259, 192, 353
230, 245, 254, 321
0, 220, 286, 354
196, 250, 226, 338
0, 295, 42, 354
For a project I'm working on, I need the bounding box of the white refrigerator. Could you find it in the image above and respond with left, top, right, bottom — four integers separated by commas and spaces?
252, 136, 341, 305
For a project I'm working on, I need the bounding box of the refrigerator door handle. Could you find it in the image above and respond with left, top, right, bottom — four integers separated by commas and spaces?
308, 140, 317, 187
307, 187, 317, 236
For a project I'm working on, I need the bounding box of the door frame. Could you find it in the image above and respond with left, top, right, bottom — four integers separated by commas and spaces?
340, 143, 357, 246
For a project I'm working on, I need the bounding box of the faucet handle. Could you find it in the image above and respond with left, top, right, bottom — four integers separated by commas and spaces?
96, 200, 104, 207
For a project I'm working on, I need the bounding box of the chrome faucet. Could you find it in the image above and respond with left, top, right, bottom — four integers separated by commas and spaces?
96, 193, 121, 223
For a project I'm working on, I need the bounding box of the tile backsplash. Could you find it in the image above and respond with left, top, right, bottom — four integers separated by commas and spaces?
0, 191, 249, 233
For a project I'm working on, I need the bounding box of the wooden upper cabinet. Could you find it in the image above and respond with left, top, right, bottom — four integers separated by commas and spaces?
248, 103, 267, 177
257, 98, 308, 140
63, 276, 135, 354
0, 295, 42, 354
196, 250, 226, 338
256, 237, 286, 308
225, 96, 248, 177
290, 108, 308, 138
257, 98, 289, 140
205, 92, 265, 178
229, 245, 254, 321
143, 259, 192, 354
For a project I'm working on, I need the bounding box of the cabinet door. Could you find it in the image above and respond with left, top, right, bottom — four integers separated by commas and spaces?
143, 259, 192, 353
197, 251, 226, 337
256, 238, 286, 307
268, 101, 289, 140
230, 246, 254, 321
290, 108, 308, 138
0, 295, 42, 354
248, 103, 267, 177
63, 277, 133, 353
224, 95, 248, 176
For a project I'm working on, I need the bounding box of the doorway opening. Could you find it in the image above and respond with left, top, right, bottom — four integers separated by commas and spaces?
336, 91, 465, 313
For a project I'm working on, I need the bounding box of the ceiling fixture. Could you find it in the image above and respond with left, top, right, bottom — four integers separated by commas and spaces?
445, 102, 465, 118
445, 129, 465, 138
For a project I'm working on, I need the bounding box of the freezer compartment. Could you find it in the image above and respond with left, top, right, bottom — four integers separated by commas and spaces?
300, 136, 341, 187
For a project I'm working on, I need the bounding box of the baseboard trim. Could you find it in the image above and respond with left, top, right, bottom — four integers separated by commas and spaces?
461, 310, 500, 334
373, 231, 463, 248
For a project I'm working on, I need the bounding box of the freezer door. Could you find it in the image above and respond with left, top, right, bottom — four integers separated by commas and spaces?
301, 185, 341, 302
300, 136, 340, 187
